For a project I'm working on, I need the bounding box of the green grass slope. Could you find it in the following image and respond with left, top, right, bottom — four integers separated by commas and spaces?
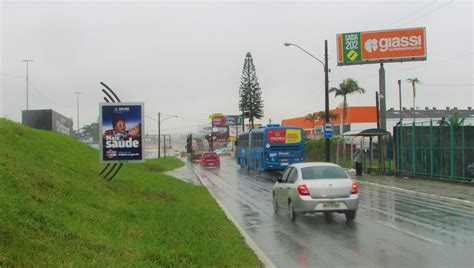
0, 119, 261, 267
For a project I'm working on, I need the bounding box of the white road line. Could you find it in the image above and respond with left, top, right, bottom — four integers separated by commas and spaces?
375, 220, 443, 245
188, 164, 277, 268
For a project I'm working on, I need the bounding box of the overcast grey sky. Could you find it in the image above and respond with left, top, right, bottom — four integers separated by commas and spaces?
1, 0, 473, 134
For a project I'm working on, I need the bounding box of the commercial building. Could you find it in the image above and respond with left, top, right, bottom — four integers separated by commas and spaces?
281, 106, 474, 139
22, 109, 74, 136
281, 106, 377, 139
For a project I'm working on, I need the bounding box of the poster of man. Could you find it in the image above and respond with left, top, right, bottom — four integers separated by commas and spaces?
99, 103, 144, 162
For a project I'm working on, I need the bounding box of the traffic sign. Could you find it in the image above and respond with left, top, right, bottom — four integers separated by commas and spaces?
323, 123, 334, 139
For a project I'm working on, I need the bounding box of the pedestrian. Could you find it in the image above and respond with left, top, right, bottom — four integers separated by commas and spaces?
354, 148, 363, 176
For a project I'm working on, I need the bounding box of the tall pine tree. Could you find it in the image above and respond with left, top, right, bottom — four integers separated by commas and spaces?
238, 52, 263, 129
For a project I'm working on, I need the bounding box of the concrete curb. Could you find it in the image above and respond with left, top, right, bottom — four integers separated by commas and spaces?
356, 180, 474, 209
188, 165, 276, 268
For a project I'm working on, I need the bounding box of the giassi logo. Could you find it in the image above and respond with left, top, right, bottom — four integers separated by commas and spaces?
364, 39, 378, 52
364, 35, 422, 53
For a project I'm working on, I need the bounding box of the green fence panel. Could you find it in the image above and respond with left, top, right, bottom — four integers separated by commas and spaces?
395, 120, 473, 181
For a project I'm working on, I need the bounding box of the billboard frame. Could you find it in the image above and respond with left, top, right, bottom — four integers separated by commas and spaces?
337, 27, 427, 66
99, 102, 145, 163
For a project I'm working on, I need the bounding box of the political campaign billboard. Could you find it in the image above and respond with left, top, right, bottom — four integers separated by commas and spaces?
99, 103, 144, 162
266, 129, 302, 144
212, 126, 228, 148
337, 27, 426, 65
211, 115, 243, 127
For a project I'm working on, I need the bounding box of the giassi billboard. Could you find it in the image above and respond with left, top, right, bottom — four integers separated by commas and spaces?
337, 27, 426, 65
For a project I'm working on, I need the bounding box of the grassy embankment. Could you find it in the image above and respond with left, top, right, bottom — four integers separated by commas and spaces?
0, 119, 261, 267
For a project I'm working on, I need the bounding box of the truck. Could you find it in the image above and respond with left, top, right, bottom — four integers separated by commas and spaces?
186, 134, 210, 162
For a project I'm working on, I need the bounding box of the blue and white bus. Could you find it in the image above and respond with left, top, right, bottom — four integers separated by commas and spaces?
236, 124, 305, 172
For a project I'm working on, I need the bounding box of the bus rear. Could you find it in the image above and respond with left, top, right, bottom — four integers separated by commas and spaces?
263, 127, 304, 170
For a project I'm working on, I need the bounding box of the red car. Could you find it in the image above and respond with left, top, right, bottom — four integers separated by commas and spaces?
200, 151, 220, 168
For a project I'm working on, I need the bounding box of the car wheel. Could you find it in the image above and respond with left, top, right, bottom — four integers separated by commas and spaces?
288, 201, 296, 222
273, 194, 278, 214
345, 210, 357, 222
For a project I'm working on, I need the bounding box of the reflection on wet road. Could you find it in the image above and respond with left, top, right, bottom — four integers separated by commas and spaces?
194, 157, 474, 267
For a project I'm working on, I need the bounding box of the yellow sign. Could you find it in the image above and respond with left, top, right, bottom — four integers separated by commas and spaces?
285, 129, 301, 143
208, 113, 224, 119
347, 50, 359, 61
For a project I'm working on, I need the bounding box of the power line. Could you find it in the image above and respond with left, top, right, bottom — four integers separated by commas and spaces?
162, 124, 202, 131
399, 0, 454, 27
395, 52, 473, 72
27, 81, 63, 108
386, 0, 438, 28
145, 115, 158, 121
332, 52, 473, 81
420, 83, 474, 87
161, 113, 208, 121
0, 72, 24, 79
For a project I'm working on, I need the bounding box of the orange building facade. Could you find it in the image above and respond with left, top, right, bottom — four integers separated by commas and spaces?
281, 106, 377, 139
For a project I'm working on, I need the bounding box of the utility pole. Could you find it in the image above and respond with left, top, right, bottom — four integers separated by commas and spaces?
73, 91, 84, 133
21, 59, 33, 110
397, 79, 403, 176
398, 80, 403, 123
379, 63, 386, 130
158, 112, 161, 158
163, 134, 167, 158
157, 113, 177, 158
324, 40, 330, 162
375, 92, 380, 129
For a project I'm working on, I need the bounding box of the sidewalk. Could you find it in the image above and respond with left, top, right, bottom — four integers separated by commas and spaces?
164, 161, 201, 185
347, 170, 474, 208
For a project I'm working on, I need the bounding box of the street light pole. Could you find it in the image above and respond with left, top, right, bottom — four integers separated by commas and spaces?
157, 113, 177, 158
285, 40, 331, 162
73, 91, 84, 133
324, 40, 330, 162
21, 59, 33, 110
158, 112, 161, 158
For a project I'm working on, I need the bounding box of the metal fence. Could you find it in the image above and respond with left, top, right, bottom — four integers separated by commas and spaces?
394, 119, 474, 180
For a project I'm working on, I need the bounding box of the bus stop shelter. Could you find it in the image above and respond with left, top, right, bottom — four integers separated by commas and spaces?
342, 128, 392, 175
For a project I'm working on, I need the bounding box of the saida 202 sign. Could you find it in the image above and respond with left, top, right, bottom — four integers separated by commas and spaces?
99, 103, 144, 162
337, 27, 426, 66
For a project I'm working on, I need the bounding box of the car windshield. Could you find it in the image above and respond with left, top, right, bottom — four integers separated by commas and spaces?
203, 153, 218, 158
301, 166, 349, 180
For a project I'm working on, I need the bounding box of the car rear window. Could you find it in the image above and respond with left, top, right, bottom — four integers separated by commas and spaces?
203, 153, 218, 158
301, 166, 349, 180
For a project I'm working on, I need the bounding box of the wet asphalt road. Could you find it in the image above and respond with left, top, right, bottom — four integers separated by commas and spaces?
193, 157, 474, 268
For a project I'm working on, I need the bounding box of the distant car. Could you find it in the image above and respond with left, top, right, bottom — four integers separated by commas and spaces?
272, 162, 359, 222
200, 151, 220, 168
215, 148, 230, 156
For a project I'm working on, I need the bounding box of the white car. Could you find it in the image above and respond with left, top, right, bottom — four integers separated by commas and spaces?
272, 162, 359, 222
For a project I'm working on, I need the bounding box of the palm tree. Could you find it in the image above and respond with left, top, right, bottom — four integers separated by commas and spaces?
317, 111, 339, 122
304, 113, 318, 130
406, 78, 421, 120
438, 112, 467, 127
81, 122, 99, 143
329, 78, 365, 134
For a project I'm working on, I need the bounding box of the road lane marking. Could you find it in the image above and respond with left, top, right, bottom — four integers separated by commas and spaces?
375, 220, 442, 244
355, 180, 474, 208
359, 203, 462, 237
189, 164, 277, 268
